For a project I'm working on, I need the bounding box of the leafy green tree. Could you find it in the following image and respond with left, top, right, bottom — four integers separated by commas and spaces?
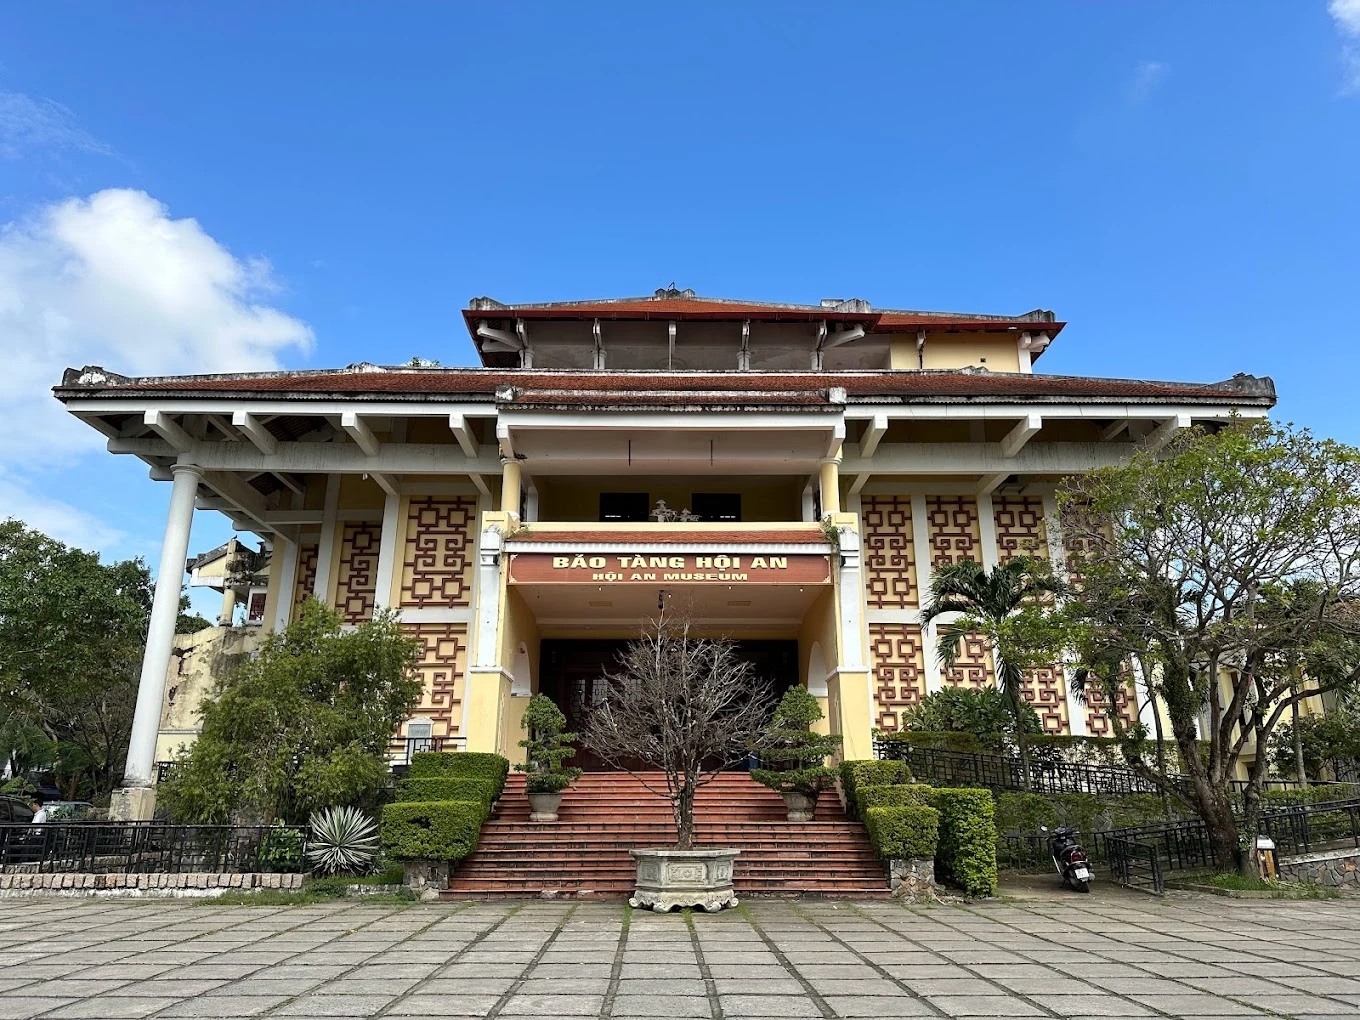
920, 556, 1066, 791
1270, 702, 1360, 781
751, 684, 842, 798
516, 693, 582, 794
157, 599, 422, 824
1059, 420, 1360, 872
901, 686, 1042, 741
0, 519, 157, 801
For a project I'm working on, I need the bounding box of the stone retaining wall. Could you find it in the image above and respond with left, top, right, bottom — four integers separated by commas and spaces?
1277, 848, 1360, 888
886, 857, 938, 900
0, 873, 305, 898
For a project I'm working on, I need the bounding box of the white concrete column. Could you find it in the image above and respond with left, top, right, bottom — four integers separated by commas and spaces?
911, 494, 943, 694
836, 526, 865, 671
374, 491, 401, 610
474, 526, 504, 670
976, 492, 999, 572
1043, 491, 1087, 737
270, 537, 299, 632
124, 463, 201, 786
501, 459, 522, 517
313, 474, 340, 601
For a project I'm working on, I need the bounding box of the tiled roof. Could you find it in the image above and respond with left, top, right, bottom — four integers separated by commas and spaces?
55, 366, 1277, 407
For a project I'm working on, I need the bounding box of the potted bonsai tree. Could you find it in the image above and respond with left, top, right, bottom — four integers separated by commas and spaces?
582, 614, 771, 912
751, 684, 842, 820
516, 693, 582, 822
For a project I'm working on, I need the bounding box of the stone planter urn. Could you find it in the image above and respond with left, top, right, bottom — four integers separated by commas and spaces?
527, 791, 563, 822
780, 791, 817, 822
629, 848, 740, 912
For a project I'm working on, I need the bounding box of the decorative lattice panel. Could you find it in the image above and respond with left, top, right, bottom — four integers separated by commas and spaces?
1084, 679, 1139, 737
869, 623, 926, 731
401, 497, 477, 608
402, 623, 468, 737
926, 496, 982, 568
1021, 664, 1070, 734
862, 495, 918, 609
335, 522, 381, 623
940, 629, 994, 689
293, 542, 319, 610
993, 495, 1048, 564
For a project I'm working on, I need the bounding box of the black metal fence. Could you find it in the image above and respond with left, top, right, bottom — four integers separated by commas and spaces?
874, 739, 1176, 797
1102, 797, 1360, 893
390, 735, 468, 768
0, 822, 308, 875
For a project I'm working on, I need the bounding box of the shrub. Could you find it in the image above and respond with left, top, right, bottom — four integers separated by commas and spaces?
395, 777, 498, 806
408, 752, 510, 798
930, 787, 997, 897
380, 799, 487, 862
305, 806, 379, 876
516, 693, 583, 796
858, 782, 933, 817
751, 685, 843, 797
865, 805, 940, 860
902, 687, 1042, 739
838, 759, 910, 819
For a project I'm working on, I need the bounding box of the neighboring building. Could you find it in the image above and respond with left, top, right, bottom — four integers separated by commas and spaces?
55, 290, 1275, 817
186, 536, 271, 627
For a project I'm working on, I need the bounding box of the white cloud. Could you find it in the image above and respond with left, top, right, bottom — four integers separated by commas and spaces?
0, 188, 313, 554
1129, 61, 1168, 103
0, 90, 115, 160
1330, 0, 1360, 91
0, 470, 128, 552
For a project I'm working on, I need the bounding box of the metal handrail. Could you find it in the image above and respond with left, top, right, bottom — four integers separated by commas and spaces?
0, 822, 308, 875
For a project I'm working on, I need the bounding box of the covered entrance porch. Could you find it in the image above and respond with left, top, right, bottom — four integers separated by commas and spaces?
485, 521, 872, 765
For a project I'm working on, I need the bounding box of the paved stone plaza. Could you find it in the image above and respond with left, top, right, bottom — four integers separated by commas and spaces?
3, 893, 1360, 1019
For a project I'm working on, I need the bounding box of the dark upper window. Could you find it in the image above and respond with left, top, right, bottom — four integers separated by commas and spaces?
600, 492, 650, 522
691, 493, 741, 522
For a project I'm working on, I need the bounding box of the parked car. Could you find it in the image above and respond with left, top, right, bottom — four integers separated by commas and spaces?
0, 796, 35, 823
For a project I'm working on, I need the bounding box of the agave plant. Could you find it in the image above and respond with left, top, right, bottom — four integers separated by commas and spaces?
305, 806, 379, 876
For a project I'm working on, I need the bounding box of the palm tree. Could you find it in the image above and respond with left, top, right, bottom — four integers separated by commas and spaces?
920, 556, 1066, 791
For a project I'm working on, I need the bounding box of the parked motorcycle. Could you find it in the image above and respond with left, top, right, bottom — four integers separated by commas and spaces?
1043, 825, 1092, 893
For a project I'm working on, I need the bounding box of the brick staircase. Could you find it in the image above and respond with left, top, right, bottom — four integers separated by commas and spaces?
444, 771, 890, 899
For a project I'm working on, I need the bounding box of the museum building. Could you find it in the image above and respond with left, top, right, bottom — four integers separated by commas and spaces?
54, 290, 1275, 818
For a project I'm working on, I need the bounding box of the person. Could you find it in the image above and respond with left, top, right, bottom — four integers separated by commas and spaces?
29, 796, 47, 824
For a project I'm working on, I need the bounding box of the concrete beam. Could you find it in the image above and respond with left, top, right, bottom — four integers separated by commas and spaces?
1139, 414, 1192, 453
340, 413, 381, 456
231, 411, 278, 455
449, 413, 478, 457
859, 413, 888, 459
106, 437, 502, 475
370, 472, 400, 496
143, 411, 192, 452
1001, 414, 1043, 458
841, 441, 1137, 477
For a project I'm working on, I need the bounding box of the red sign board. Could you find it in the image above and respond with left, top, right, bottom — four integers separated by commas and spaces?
509, 552, 830, 585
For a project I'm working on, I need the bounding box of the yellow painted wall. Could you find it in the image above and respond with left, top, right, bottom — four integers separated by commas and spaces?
500, 586, 542, 763
890, 332, 1022, 372
538, 475, 803, 522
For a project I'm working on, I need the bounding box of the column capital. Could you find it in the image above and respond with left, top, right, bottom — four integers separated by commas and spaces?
819, 455, 843, 467
170, 462, 203, 479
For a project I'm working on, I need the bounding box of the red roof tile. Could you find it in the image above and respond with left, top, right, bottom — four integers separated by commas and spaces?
55, 367, 1275, 406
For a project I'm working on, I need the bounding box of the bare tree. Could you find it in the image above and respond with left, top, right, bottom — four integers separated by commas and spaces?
581, 614, 771, 849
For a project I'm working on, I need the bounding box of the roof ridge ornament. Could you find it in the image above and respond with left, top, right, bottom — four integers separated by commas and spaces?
654, 285, 696, 300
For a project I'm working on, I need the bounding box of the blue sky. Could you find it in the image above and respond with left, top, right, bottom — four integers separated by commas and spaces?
1, 2, 1358, 611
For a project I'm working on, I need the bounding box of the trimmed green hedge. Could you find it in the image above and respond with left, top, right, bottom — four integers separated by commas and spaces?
930, 787, 997, 898
857, 782, 934, 818
1260, 783, 1360, 809
838, 759, 910, 819
408, 752, 510, 798
865, 805, 940, 860
380, 799, 488, 862
993, 792, 1180, 841
395, 777, 498, 806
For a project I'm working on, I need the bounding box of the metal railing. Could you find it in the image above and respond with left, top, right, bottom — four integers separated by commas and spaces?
0, 822, 308, 875
390, 735, 468, 768
1103, 797, 1360, 893
874, 738, 1178, 797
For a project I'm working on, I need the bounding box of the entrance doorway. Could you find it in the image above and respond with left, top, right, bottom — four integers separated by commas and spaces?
538, 638, 797, 772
